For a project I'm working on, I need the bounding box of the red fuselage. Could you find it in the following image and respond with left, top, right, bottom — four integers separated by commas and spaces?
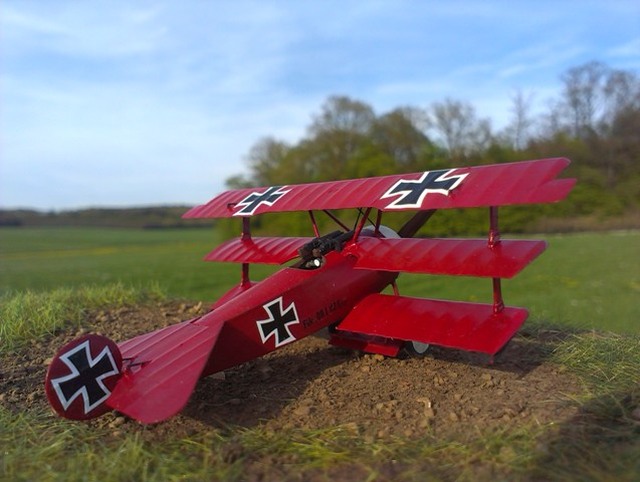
196, 250, 398, 376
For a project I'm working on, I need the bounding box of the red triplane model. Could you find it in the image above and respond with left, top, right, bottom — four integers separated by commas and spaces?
45, 157, 575, 423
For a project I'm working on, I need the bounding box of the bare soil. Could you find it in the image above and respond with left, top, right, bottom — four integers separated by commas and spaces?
1, 301, 585, 476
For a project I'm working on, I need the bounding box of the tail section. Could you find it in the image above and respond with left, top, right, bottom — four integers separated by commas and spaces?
45, 317, 224, 424
106, 317, 223, 424
45, 334, 123, 420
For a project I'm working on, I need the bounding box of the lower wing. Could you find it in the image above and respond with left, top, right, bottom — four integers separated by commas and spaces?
335, 294, 528, 355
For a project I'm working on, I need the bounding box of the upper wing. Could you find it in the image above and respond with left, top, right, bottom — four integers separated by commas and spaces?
184, 158, 575, 218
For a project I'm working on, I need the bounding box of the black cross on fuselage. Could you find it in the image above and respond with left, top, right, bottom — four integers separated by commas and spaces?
381, 169, 468, 209
234, 186, 290, 216
256, 297, 299, 347
51, 341, 119, 414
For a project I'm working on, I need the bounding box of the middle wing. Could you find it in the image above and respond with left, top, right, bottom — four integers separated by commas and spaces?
346, 236, 546, 278
200, 235, 546, 279
184, 158, 574, 218
204, 236, 313, 264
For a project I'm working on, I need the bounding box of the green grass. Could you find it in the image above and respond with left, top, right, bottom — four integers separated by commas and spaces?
1, 228, 639, 333
0, 410, 235, 482
399, 231, 640, 334
1, 233, 639, 480
0, 283, 164, 354
530, 329, 640, 481
3, 395, 637, 481
2, 322, 639, 481
0, 227, 276, 302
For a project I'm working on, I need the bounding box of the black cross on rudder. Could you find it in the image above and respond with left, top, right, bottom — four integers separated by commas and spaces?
53, 342, 119, 413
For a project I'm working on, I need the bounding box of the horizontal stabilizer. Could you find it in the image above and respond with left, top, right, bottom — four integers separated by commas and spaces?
348, 237, 546, 278
205, 236, 312, 264
337, 294, 528, 355
107, 318, 223, 424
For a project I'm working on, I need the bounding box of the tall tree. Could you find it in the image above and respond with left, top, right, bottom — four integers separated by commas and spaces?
598, 69, 640, 185
309, 95, 375, 136
504, 90, 535, 150
560, 61, 607, 139
428, 98, 492, 161
371, 107, 433, 170
246, 137, 290, 186
306, 96, 376, 179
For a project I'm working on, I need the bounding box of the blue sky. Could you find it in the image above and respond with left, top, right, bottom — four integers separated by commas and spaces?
2, 1, 639, 210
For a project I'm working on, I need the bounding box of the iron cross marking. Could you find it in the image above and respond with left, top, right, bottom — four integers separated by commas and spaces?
233, 186, 290, 216
381, 169, 468, 209
256, 297, 300, 348
50, 341, 119, 414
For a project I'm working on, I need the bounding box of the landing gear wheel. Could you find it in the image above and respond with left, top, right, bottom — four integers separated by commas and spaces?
45, 334, 123, 420
403, 340, 431, 358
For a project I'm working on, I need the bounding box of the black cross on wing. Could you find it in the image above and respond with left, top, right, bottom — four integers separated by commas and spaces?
256, 297, 300, 347
381, 169, 468, 209
50, 340, 120, 414
234, 186, 290, 216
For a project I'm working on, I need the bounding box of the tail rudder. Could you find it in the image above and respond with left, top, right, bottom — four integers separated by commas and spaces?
45, 317, 224, 424
107, 318, 224, 424
45, 334, 123, 421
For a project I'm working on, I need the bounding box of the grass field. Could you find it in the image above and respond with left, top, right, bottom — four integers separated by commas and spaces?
1, 286, 638, 481
1, 227, 638, 333
0, 227, 277, 303
1, 227, 639, 481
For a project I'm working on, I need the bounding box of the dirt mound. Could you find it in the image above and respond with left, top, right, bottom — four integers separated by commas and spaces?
1, 301, 582, 441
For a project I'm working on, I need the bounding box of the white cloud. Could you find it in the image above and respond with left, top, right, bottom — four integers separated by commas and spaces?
2, 0, 639, 209
607, 38, 640, 70
3, 3, 166, 59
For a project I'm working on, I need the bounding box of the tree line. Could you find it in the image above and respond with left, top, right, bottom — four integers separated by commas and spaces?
227, 61, 639, 236
0, 207, 211, 229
